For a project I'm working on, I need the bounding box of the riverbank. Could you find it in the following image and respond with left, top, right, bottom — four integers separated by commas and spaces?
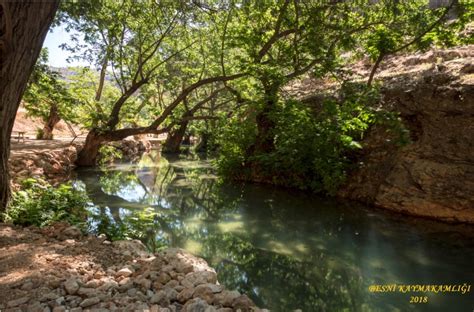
8, 45, 474, 223
0, 222, 262, 312
4, 152, 474, 310
288, 46, 474, 223
9, 142, 81, 188
8, 137, 152, 188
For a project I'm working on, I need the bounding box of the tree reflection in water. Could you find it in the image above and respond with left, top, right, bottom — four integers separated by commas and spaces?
74, 152, 474, 312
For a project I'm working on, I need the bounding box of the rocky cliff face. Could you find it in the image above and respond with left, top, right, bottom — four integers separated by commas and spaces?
294, 46, 474, 223
345, 47, 474, 223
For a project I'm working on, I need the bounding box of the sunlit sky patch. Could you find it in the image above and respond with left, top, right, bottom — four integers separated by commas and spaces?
43, 25, 89, 68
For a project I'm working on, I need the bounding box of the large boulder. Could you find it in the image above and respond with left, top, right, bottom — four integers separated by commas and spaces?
113, 240, 148, 257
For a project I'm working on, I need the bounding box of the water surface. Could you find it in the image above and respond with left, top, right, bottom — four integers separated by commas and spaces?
74, 152, 474, 311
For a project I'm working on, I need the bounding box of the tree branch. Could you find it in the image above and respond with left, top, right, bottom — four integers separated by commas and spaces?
149, 72, 246, 129
367, 1, 454, 86
106, 77, 149, 129
256, 0, 293, 62
257, 28, 298, 61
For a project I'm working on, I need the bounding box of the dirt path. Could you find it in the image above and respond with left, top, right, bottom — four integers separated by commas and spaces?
10, 137, 85, 155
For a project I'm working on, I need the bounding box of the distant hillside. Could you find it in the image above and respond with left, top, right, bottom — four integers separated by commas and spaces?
50, 66, 114, 83
13, 104, 82, 138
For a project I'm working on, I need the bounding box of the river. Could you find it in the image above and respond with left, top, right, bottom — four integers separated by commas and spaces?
73, 152, 474, 311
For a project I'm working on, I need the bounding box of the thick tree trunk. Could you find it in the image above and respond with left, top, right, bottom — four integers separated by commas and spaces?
248, 85, 279, 156
163, 121, 189, 153
196, 132, 210, 152
253, 100, 276, 154
76, 125, 170, 166
0, 1, 59, 212
40, 104, 60, 140
76, 130, 107, 167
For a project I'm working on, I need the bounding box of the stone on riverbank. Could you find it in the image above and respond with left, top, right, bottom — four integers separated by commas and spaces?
0, 222, 261, 311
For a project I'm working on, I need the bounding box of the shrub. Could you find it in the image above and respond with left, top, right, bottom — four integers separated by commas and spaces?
215, 114, 257, 178
215, 84, 408, 194
35, 128, 45, 140
3, 178, 89, 227
267, 90, 377, 194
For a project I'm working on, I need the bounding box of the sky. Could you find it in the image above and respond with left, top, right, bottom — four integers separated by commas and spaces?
43, 25, 89, 68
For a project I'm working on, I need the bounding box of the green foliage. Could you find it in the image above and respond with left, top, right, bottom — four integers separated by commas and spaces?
89, 213, 127, 242
27, 0, 469, 194
66, 67, 122, 129
91, 208, 168, 252
4, 179, 89, 228
214, 114, 257, 178
269, 87, 379, 193
362, 0, 472, 60
213, 0, 466, 194
366, 25, 402, 60
35, 128, 47, 140
98, 145, 123, 166
215, 85, 408, 194
436, 1, 474, 46
23, 48, 77, 124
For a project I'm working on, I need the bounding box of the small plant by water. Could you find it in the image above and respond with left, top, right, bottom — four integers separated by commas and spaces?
3, 178, 89, 228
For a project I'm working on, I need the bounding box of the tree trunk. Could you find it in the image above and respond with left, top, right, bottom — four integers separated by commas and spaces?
196, 132, 210, 152
0, 1, 59, 212
253, 101, 276, 154
163, 121, 189, 153
95, 55, 108, 101
76, 129, 107, 167
76, 125, 170, 166
40, 104, 60, 140
248, 85, 279, 156
367, 53, 384, 87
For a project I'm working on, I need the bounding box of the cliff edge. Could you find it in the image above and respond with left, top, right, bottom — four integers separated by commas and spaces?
291, 46, 474, 223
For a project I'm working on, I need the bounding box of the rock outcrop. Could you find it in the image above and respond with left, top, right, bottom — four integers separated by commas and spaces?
294, 46, 474, 223
341, 47, 474, 223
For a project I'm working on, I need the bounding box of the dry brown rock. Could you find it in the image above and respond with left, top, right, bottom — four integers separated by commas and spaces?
150, 290, 169, 306
7, 296, 29, 307
116, 267, 134, 278
183, 298, 216, 312
113, 240, 148, 257
193, 284, 215, 304
62, 226, 82, 239
77, 287, 97, 298
64, 278, 80, 295
157, 272, 171, 284
177, 287, 195, 303
339, 49, 474, 222
232, 295, 255, 311
181, 271, 218, 289
79, 296, 100, 308
213, 290, 240, 307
